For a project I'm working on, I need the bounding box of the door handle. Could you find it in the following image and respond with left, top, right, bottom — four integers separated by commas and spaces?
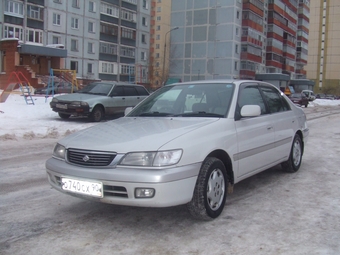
267, 126, 273, 130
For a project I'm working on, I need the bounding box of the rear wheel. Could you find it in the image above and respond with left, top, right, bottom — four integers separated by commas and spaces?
281, 134, 303, 173
90, 106, 104, 122
58, 113, 71, 119
188, 157, 228, 220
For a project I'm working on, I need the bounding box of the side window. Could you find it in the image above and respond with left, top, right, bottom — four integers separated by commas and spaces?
111, 86, 124, 97
124, 87, 138, 96
236, 86, 267, 119
260, 86, 290, 113
135, 86, 149, 95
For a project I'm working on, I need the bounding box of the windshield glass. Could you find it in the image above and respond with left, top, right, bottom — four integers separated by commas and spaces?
127, 83, 235, 117
77, 83, 113, 96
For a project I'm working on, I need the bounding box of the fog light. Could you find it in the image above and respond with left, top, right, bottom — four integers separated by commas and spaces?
135, 188, 155, 198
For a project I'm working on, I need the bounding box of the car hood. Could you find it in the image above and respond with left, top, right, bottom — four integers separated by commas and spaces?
54, 93, 106, 101
59, 117, 219, 152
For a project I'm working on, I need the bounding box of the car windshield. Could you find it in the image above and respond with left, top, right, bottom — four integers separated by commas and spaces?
77, 83, 113, 96
127, 83, 235, 117
290, 93, 302, 98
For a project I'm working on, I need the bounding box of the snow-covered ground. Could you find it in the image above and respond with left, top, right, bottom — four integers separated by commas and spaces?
0, 92, 340, 140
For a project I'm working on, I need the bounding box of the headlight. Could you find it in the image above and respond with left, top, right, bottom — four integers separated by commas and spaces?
52, 98, 59, 103
70, 101, 88, 107
53, 143, 66, 160
120, 149, 182, 167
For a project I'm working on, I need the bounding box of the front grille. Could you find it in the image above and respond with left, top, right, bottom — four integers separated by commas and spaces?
104, 185, 128, 198
67, 148, 116, 166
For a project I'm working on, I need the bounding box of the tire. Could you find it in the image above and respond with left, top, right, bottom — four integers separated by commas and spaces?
90, 106, 104, 122
58, 113, 71, 119
281, 134, 303, 173
187, 157, 228, 220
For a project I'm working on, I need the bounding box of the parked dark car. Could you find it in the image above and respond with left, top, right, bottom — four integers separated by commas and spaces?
50, 82, 150, 122
35, 82, 78, 95
289, 93, 309, 107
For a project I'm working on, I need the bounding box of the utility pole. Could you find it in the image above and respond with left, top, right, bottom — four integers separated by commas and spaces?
162, 27, 179, 85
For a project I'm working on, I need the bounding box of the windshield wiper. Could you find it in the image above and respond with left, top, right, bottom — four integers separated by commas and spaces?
173, 112, 224, 117
138, 112, 174, 117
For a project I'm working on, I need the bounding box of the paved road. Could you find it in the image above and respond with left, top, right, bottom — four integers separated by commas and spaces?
1, 106, 340, 255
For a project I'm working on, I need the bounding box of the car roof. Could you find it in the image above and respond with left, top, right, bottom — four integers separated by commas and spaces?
167, 79, 277, 87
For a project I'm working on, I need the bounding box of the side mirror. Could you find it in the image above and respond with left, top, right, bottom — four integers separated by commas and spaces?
124, 107, 133, 116
240, 105, 261, 117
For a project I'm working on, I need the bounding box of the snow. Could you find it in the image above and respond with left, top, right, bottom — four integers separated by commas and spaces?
0, 91, 340, 140
0, 92, 96, 140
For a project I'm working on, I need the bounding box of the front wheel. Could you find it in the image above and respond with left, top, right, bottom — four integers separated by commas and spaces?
187, 157, 228, 220
90, 106, 104, 122
281, 134, 303, 173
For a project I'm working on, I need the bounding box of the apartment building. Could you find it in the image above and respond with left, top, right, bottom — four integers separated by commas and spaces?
169, 0, 243, 82
148, 0, 173, 88
168, 0, 309, 83
305, 0, 340, 94
0, 0, 151, 89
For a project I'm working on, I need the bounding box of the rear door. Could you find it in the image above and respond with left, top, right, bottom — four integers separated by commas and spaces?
234, 83, 276, 179
259, 85, 295, 161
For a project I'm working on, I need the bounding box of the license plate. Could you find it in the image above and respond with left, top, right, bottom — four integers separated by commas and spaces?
56, 103, 67, 109
61, 177, 103, 198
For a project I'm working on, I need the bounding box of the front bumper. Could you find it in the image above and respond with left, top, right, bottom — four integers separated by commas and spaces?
46, 158, 200, 207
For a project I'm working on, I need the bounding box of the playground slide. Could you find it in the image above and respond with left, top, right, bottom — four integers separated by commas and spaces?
0, 83, 18, 103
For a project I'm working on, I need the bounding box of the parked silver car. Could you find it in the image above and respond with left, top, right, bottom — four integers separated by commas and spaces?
46, 80, 309, 220
35, 82, 78, 95
50, 82, 149, 122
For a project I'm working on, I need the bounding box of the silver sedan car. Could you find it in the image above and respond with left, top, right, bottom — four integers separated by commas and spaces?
46, 80, 309, 220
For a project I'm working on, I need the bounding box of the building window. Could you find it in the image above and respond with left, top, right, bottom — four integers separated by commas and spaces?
4, 25, 23, 40
52, 36, 61, 44
156, 16, 161, 21
156, 62, 160, 67
156, 34, 160, 40
121, 65, 135, 75
53, 0, 61, 3
27, 5, 43, 20
70, 61, 78, 72
100, 3, 119, 17
53, 13, 61, 25
71, 39, 78, 51
156, 25, 161, 31
88, 42, 94, 53
121, 28, 135, 39
101, 62, 115, 74
72, 0, 79, 8
5, 0, 24, 16
121, 9, 136, 22
234, 61, 238, 71
100, 42, 118, 55
89, 1, 96, 12
120, 46, 135, 58
87, 63, 93, 73
157, 7, 161, 12
156, 44, 160, 49
100, 23, 118, 35
156, 53, 160, 58
141, 51, 146, 61
88, 22, 95, 33
142, 17, 148, 26
237, 11, 240, 19
71, 17, 79, 29
141, 34, 146, 44
143, 0, 148, 9
235, 44, 238, 53
123, 0, 137, 4
26, 29, 43, 44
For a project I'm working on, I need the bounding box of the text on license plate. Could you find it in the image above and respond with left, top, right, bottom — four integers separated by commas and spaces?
61, 177, 103, 198
56, 103, 67, 109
